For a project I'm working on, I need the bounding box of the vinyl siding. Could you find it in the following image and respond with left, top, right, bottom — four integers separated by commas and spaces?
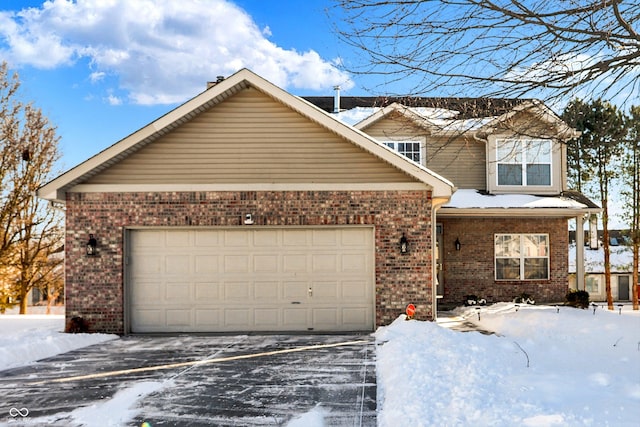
86, 87, 414, 185
363, 115, 486, 189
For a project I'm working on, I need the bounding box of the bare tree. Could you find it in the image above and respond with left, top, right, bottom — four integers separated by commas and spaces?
0, 61, 63, 314
334, 1, 639, 105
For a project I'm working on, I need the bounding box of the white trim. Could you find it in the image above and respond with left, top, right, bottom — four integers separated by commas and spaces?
69, 182, 432, 193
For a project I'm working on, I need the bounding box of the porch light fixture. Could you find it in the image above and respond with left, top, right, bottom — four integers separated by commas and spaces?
400, 234, 409, 254
455, 238, 461, 251
87, 234, 97, 256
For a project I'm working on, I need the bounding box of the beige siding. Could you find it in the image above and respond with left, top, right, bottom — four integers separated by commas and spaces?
424, 136, 486, 190
86, 87, 413, 185
363, 115, 486, 189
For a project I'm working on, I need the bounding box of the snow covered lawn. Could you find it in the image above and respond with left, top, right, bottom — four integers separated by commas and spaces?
377, 303, 640, 426
1, 304, 639, 426
0, 310, 117, 371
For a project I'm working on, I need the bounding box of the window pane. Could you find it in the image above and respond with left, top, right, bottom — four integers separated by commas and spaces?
496, 258, 520, 280
585, 276, 599, 293
524, 258, 548, 279
497, 139, 521, 162
526, 164, 551, 185
525, 140, 551, 163
523, 235, 548, 256
495, 235, 520, 257
498, 164, 523, 185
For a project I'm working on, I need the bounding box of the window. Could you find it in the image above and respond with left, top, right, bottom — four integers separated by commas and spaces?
497, 139, 551, 186
495, 234, 549, 280
585, 275, 600, 294
384, 141, 421, 163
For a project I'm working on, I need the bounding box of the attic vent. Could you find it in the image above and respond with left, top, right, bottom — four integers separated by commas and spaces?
206, 76, 226, 89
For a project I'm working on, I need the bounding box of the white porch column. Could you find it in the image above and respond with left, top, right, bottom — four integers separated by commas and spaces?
575, 215, 585, 291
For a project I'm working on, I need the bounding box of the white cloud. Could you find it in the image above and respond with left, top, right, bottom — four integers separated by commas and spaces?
0, 0, 353, 105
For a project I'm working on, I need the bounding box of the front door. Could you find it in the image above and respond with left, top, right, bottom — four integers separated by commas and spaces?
618, 275, 630, 300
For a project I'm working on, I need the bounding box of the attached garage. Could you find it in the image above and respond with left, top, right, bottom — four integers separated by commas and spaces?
38, 69, 454, 334
128, 227, 374, 332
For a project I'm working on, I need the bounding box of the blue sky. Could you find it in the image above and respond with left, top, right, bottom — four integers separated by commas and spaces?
0, 0, 365, 170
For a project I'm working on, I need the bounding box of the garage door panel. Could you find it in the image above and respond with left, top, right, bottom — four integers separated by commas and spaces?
312, 254, 337, 272
283, 308, 308, 327
283, 281, 309, 299
166, 309, 192, 327
342, 307, 370, 327
224, 230, 250, 246
195, 282, 219, 299
343, 280, 369, 298
166, 230, 191, 247
132, 280, 163, 303
225, 309, 251, 326
254, 281, 279, 300
194, 255, 219, 273
254, 254, 279, 272
129, 228, 373, 333
283, 254, 307, 272
195, 309, 221, 327
166, 281, 192, 302
313, 281, 338, 299
194, 230, 221, 246
342, 253, 367, 273
224, 281, 251, 299
254, 308, 279, 326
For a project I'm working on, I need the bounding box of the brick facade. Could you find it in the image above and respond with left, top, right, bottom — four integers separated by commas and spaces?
65, 190, 434, 334
439, 217, 569, 306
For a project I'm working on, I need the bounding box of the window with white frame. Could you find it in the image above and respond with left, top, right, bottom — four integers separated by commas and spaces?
495, 234, 549, 280
384, 141, 421, 163
496, 138, 552, 186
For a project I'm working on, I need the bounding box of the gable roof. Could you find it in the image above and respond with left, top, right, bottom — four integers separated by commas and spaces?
306, 97, 579, 140
38, 69, 455, 203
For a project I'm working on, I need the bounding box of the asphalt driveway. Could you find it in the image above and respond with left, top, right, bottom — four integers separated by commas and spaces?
0, 334, 376, 426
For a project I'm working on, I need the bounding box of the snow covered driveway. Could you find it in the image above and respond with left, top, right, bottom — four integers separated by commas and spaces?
0, 334, 376, 426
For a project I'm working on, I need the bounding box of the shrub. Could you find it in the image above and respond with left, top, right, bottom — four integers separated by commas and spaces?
566, 290, 589, 308
513, 293, 535, 305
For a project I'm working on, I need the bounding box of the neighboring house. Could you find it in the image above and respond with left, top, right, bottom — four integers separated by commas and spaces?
568, 244, 638, 301
38, 69, 598, 334
306, 93, 600, 308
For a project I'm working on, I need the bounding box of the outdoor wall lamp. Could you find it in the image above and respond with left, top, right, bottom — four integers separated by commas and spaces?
87, 234, 97, 256
455, 238, 461, 251
400, 234, 409, 254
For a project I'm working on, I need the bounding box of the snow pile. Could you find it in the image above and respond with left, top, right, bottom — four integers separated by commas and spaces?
376, 303, 640, 426
0, 314, 117, 371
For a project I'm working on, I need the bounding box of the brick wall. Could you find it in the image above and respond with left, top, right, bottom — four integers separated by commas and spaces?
65, 190, 433, 334
439, 217, 569, 306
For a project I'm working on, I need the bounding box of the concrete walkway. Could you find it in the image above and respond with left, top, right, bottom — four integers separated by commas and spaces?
436, 311, 495, 335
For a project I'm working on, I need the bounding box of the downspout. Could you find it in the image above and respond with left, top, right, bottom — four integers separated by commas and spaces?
431, 197, 450, 321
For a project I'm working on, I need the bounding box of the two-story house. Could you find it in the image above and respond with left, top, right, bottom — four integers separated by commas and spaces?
37, 69, 598, 334
305, 94, 600, 308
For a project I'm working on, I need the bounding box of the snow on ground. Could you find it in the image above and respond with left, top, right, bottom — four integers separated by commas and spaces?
377, 303, 640, 427
0, 308, 117, 371
2, 304, 639, 426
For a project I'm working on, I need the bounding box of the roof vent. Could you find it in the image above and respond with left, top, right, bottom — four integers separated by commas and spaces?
333, 85, 341, 113
206, 76, 226, 89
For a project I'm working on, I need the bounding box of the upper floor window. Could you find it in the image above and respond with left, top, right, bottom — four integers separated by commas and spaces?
384, 141, 421, 163
495, 234, 549, 280
496, 139, 551, 186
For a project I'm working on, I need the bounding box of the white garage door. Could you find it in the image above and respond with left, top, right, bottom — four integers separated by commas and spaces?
128, 227, 374, 333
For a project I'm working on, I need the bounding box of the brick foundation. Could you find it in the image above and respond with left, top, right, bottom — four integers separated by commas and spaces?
65, 190, 434, 334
